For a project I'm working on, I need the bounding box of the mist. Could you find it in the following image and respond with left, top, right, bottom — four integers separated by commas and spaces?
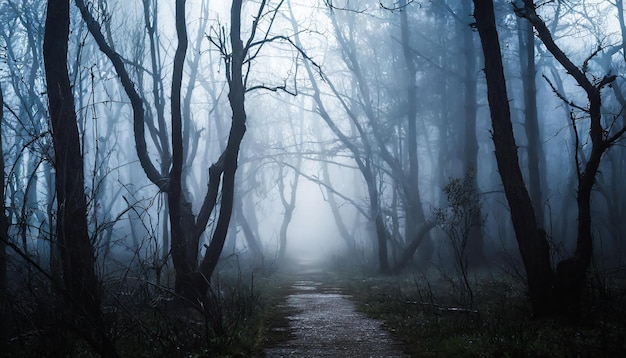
1, 0, 626, 356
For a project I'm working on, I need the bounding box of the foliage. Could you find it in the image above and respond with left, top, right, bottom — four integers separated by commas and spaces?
434, 168, 483, 309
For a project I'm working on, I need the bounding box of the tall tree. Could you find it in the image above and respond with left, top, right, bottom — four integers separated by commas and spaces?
472, 0, 554, 316
460, 0, 486, 266
76, 0, 282, 303
516, 0, 546, 228
519, 0, 626, 315
0, 81, 8, 345
43, 1, 117, 355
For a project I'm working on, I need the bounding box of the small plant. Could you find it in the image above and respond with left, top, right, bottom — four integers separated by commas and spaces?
434, 167, 484, 309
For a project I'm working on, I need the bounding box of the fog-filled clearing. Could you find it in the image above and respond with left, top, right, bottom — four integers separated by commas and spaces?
1, 0, 626, 356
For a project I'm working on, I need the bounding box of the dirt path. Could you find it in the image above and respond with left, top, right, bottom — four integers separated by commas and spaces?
264, 264, 406, 358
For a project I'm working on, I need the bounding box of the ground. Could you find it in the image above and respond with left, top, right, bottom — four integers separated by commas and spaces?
263, 259, 406, 358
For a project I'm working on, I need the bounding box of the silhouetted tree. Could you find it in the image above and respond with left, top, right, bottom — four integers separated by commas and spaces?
519, 0, 626, 316
43, 1, 117, 355
0, 81, 7, 345
76, 0, 284, 304
472, 0, 554, 316
515, 0, 546, 229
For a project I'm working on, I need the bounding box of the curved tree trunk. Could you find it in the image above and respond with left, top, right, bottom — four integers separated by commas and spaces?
198, 0, 248, 293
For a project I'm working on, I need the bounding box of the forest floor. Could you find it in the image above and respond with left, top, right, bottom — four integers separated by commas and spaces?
262, 258, 407, 358
259, 259, 626, 357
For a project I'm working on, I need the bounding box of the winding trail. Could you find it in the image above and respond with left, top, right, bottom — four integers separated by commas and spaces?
264, 261, 406, 358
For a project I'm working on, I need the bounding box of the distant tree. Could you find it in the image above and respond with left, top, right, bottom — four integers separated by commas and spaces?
459, 0, 486, 266
292, 19, 389, 271
1, 1, 54, 268
515, 0, 546, 229
43, 1, 117, 355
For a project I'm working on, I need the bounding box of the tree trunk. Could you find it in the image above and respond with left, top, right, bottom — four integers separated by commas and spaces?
198, 0, 247, 292
516, 3, 546, 228
0, 79, 8, 345
473, 0, 555, 316
277, 164, 297, 262
461, 0, 486, 267
43, 2, 117, 355
392, 221, 438, 273
167, 0, 199, 301
399, 0, 432, 266
520, 0, 623, 318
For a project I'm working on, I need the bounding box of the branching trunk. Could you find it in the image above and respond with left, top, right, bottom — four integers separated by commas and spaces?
288, 1, 389, 271
392, 221, 438, 273
277, 163, 298, 261
399, 0, 431, 265
76, 0, 166, 190
520, 0, 625, 317
198, 0, 248, 291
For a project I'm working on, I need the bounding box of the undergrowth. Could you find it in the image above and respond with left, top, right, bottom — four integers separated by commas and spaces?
344, 269, 626, 357
1, 267, 283, 357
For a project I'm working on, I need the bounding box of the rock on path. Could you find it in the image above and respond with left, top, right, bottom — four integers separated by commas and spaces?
264, 269, 406, 358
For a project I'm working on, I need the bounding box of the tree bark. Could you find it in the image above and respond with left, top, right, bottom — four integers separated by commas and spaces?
392, 220, 438, 273
43, 2, 117, 355
473, 0, 555, 316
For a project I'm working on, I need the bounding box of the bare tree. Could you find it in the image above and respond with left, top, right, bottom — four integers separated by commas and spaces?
76, 0, 288, 304
43, 1, 117, 355
515, 0, 546, 229
472, 0, 554, 316
0, 81, 8, 345
519, 0, 626, 316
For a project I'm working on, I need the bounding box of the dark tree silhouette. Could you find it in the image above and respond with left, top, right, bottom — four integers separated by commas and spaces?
75, 0, 280, 304
43, 1, 117, 355
519, 0, 626, 316
0, 81, 7, 345
472, 0, 554, 316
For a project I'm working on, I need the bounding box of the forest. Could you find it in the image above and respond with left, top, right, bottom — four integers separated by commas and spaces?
1, 0, 625, 356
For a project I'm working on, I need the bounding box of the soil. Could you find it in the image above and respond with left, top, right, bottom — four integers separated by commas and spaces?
263, 261, 407, 358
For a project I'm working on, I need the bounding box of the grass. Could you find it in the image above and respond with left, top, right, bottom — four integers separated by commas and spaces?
342, 268, 626, 357
1, 267, 287, 358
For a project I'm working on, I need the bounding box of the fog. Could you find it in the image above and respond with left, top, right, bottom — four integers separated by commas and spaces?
1, 0, 626, 355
